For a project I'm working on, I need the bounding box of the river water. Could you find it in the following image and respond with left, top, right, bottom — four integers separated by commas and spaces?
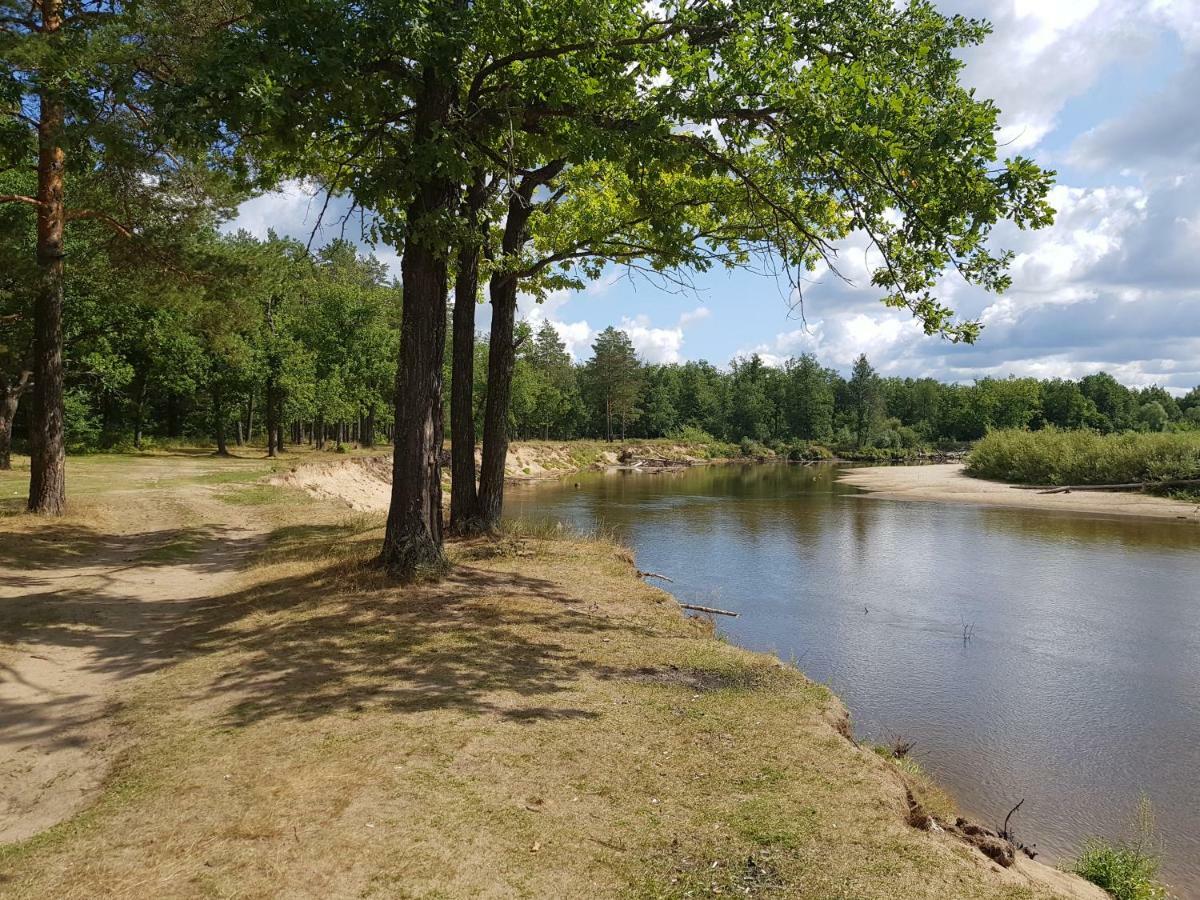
504, 462, 1200, 893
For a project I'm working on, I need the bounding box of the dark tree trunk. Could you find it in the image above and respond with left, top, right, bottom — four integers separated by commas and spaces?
265, 374, 279, 458
28, 47, 66, 514
477, 272, 518, 529
362, 408, 375, 449
213, 382, 229, 456
380, 56, 461, 577
0, 371, 31, 471
166, 396, 182, 438
448, 176, 487, 535
477, 161, 564, 531
244, 392, 254, 446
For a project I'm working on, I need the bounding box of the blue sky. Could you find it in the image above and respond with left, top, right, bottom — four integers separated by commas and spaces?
229, 0, 1200, 392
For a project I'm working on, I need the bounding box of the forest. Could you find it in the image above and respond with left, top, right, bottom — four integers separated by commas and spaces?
4, 221, 1198, 469
2, 0, 1065, 576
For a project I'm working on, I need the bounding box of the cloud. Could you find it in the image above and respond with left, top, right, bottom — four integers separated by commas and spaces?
620, 314, 686, 364
677, 306, 711, 327
1071, 59, 1200, 170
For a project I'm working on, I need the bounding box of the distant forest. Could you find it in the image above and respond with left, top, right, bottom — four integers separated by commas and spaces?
4, 231, 1197, 467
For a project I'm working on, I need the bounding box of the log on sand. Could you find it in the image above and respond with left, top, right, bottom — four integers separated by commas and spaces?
1008, 477, 1200, 495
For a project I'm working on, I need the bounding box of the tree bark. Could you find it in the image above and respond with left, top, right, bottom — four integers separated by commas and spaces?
264, 372, 279, 458
448, 174, 488, 535
380, 56, 461, 578
212, 382, 230, 456
0, 371, 31, 471
28, 7, 67, 514
362, 408, 375, 449
477, 161, 564, 531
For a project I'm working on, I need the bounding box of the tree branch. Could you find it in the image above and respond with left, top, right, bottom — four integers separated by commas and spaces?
0, 194, 41, 208
64, 208, 135, 237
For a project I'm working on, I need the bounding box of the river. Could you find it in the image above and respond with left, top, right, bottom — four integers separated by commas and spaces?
504, 461, 1200, 893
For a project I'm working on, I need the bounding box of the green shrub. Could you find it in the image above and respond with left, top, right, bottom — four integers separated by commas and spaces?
785, 442, 833, 461
967, 427, 1200, 485
739, 438, 775, 459
1071, 797, 1169, 900
667, 425, 717, 444
1073, 842, 1168, 900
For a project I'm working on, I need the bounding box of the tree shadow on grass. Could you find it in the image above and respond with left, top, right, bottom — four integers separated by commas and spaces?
183, 557, 622, 728
2, 518, 649, 755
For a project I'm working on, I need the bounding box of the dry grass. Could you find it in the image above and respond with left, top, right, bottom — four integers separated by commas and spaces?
0, 457, 1076, 899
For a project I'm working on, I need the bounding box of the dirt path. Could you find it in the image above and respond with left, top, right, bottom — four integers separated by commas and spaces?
840, 462, 1200, 522
0, 486, 263, 843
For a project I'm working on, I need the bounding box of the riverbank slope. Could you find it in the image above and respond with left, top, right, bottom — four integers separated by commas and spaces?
1, 454, 1103, 898
840, 462, 1200, 522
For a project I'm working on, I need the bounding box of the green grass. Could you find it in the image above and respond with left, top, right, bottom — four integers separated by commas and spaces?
966, 428, 1200, 486
1073, 842, 1168, 900
1071, 798, 1170, 900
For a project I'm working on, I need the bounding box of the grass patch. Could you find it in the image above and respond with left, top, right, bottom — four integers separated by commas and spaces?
1072, 798, 1170, 900
967, 428, 1200, 485
217, 483, 312, 506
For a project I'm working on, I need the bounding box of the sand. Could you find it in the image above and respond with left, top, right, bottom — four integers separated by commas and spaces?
839, 463, 1200, 522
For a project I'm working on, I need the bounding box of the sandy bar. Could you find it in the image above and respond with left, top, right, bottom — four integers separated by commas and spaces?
839, 463, 1200, 523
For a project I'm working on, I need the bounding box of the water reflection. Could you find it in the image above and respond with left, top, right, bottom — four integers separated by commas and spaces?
505, 462, 1200, 892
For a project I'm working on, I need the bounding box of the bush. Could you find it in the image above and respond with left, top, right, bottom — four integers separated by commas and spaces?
738, 437, 775, 459
1071, 798, 1168, 900
787, 442, 833, 461
966, 427, 1200, 485
667, 425, 717, 444
1073, 843, 1168, 900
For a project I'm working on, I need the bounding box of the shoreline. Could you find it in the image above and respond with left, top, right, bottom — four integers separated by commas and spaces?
1, 452, 1114, 898
839, 462, 1200, 523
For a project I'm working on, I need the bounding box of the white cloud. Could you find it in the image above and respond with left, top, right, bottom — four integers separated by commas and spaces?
620, 314, 685, 364
678, 306, 711, 327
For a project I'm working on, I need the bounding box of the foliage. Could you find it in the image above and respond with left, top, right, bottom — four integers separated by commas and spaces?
1072, 799, 1169, 900
967, 428, 1200, 485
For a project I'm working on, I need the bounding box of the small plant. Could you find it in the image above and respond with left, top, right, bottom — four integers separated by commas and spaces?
1072, 798, 1169, 900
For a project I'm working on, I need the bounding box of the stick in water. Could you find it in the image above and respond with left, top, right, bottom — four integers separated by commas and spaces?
679, 603, 738, 617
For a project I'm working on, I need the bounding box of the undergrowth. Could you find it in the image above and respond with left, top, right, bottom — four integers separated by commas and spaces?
967, 428, 1200, 485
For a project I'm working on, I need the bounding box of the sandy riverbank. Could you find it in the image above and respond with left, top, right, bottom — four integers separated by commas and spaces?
840, 463, 1200, 522
0, 453, 1108, 899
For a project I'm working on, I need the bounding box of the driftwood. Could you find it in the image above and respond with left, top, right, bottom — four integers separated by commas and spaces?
679, 603, 738, 617
1010, 477, 1200, 495
638, 570, 674, 583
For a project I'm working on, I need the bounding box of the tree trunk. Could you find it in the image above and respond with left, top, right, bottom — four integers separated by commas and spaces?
28, 36, 67, 514
213, 382, 229, 456
362, 408, 375, 449
0, 372, 31, 471
477, 161, 563, 531
244, 392, 254, 446
448, 207, 484, 534
265, 374, 279, 458
380, 56, 461, 578
477, 272, 518, 529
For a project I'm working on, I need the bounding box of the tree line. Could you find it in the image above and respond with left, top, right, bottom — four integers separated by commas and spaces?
2, 0, 1057, 577
9, 247, 1195, 471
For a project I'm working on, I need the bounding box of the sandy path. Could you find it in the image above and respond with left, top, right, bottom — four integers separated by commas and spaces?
840, 463, 1200, 522
0, 488, 263, 843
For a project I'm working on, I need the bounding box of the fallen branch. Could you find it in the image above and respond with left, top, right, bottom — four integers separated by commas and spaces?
1027, 480, 1200, 501
679, 602, 738, 617
1010, 477, 1200, 494
638, 570, 674, 582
